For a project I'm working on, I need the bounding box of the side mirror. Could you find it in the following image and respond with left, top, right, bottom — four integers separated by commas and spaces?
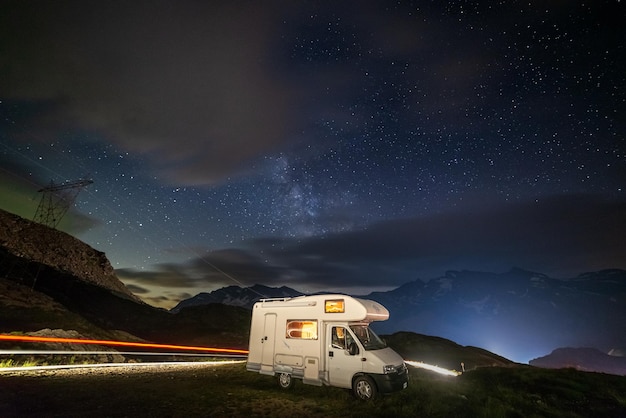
348, 342, 359, 356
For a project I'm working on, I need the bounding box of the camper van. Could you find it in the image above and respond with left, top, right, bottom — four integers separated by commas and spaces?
246, 294, 408, 400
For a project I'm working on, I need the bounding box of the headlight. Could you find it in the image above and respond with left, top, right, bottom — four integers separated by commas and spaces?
383, 364, 397, 374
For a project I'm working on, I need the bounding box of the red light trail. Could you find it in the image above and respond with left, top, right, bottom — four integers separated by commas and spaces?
0, 334, 249, 355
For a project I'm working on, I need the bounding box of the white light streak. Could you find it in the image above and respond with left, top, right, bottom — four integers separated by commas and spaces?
0, 350, 247, 358
0, 360, 245, 373
405, 360, 461, 376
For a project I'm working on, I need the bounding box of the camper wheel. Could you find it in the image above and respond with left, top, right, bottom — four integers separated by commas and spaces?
353, 375, 377, 401
277, 372, 295, 389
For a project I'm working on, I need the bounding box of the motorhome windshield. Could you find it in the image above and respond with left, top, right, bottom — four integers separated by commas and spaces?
349, 325, 386, 350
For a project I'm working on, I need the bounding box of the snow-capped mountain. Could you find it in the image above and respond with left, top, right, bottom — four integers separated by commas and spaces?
170, 284, 303, 312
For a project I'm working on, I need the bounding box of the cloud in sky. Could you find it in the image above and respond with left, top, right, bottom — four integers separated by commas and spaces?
287, 194, 623, 256
1, 1, 513, 187
272, 194, 626, 280
1, 1, 296, 185
123, 194, 626, 307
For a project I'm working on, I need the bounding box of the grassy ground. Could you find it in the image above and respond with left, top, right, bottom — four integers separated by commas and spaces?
1, 362, 625, 417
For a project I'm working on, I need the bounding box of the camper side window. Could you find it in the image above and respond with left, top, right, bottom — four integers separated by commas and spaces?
286, 320, 318, 340
331, 326, 356, 351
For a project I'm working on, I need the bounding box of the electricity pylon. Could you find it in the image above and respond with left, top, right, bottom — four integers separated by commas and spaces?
33, 178, 93, 228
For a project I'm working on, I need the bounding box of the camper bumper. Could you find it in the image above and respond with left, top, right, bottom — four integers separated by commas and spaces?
370, 365, 409, 393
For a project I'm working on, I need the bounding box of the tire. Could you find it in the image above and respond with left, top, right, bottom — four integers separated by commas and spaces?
277, 372, 295, 389
352, 375, 377, 401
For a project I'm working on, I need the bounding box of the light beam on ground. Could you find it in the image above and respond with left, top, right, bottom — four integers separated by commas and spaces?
404, 360, 461, 376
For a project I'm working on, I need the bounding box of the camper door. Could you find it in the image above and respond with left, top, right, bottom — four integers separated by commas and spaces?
327, 324, 363, 388
261, 313, 276, 367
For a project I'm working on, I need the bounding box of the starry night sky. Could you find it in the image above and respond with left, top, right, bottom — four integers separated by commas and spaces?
1, 1, 625, 309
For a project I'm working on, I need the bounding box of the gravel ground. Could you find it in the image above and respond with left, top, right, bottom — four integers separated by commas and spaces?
0, 362, 249, 418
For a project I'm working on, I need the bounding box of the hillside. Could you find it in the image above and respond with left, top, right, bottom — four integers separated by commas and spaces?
384, 331, 514, 372
0, 208, 250, 348
0, 270, 251, 349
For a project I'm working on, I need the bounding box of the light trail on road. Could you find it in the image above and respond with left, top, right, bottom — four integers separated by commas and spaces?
0, 359, 246, 373
0, 350, 246, 357
0, 334, 249, 355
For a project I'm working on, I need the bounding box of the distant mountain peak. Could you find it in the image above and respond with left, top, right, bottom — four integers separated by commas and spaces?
576, 269, 626, 280
171, 284, 303, 312
530, 347, 626, 376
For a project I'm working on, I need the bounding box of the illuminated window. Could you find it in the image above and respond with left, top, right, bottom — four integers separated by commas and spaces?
286, 320, 318, 340
325, 299, 345, 313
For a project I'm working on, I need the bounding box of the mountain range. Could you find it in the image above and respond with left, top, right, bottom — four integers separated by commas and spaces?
177, 268, 626, 367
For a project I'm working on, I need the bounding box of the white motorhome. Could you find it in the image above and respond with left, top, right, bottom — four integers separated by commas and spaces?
246, 294, 409, 400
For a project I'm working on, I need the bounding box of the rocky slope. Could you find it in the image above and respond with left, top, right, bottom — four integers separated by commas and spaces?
0, 208, 138, 301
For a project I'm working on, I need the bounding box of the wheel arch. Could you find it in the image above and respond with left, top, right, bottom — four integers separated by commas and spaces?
352, 372, 377, 389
